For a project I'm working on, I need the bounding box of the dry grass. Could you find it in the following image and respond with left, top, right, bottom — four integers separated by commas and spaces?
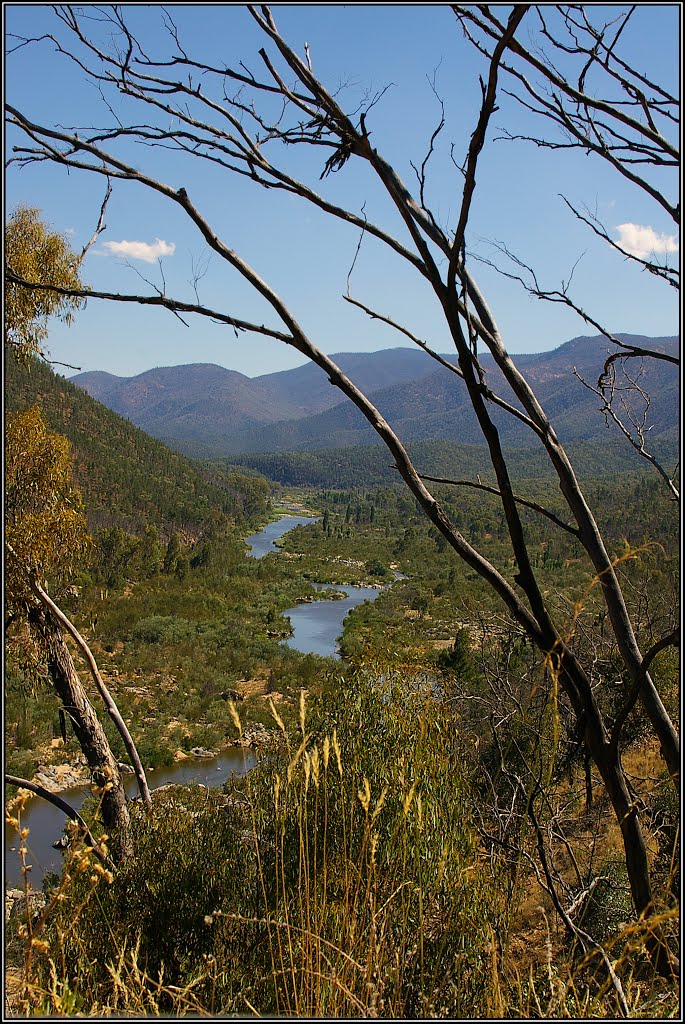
5, 676, 679, 1019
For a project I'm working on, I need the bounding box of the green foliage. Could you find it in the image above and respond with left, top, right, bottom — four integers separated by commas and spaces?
128, 615, 198, 645
576, 860, 634, 944
437, 628, 480, 683
5, 205, 85, 360
231, 437, 679, 489
5, 405, 91, 613
4, 355, 272, 540
42, 786, 255, 987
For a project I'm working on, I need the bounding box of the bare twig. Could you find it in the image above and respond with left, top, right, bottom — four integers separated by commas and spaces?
419, 474, 579, 536
5, 775, 110, 864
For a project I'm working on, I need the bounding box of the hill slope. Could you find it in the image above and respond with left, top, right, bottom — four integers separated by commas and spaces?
230, 435, 680, 489
221, 335, 679, 454
71, 335, 678, 458
5, 356, 270, 538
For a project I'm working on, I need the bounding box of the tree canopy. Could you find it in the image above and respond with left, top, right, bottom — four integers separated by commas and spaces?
5, 204, 86, 361
5, 404, 91, 622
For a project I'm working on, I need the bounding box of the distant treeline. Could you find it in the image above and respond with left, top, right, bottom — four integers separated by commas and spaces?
228, 437, 679, 489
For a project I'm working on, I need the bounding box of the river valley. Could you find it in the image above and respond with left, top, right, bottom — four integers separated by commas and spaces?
6, 513, 382, 889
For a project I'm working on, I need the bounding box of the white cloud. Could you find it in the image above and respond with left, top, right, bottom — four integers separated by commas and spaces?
101, 238, 176, 263
615, 223, 679, 259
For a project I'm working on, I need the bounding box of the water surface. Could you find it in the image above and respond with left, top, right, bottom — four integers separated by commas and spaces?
281, 583, 381, 657
245, 515, 318, 559
5, 747, 257, 889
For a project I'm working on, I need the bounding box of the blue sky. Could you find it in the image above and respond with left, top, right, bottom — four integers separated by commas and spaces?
5, 4, 680, 379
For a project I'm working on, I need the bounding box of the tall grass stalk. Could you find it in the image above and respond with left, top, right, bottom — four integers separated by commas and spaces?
5, 669, 678, 1017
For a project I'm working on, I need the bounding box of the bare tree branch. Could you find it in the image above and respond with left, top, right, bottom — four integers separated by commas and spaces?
419, 475, 580, 536
4, 270, 293, 343
77, 178, 112, 265
5, 775, 110, 864
31, 580, 152, 808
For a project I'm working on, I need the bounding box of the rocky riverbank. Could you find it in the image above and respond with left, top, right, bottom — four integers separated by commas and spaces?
31, 761, 91, 793
5, 888, 47, 925
21, 723, 275, 798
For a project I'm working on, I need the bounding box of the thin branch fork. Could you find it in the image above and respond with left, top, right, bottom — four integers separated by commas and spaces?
609, 628, 681, 758
454, 5, 679, 162
7, 104, 430, 280
560, 197, 679, 289
469, 239, 679, 365
573, 364, 680, 502
466, 240, 680, 501
4, 271, 293, 343
419, 474, 579, 537
77, 178, 112, 265
454, 6, 679, 230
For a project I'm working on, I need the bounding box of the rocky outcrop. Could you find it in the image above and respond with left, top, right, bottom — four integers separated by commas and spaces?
190, 746, 219, 759
32, 762, 91, 793
5, 888, 47, 925
233, 723, 274, 749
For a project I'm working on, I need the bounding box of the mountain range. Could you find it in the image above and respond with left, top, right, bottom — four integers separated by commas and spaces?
71, 334, 679, 458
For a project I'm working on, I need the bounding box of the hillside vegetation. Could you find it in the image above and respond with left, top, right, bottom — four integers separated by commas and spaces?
70, 335, 679, 458
7, 477, 678, 1017
5, 355, 271, 539
229, 436, 680, 489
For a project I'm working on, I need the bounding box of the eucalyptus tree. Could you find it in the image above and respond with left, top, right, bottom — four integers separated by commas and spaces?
5, 5, 678, 939
5, 208, 151, 853
5, 407, 135, 855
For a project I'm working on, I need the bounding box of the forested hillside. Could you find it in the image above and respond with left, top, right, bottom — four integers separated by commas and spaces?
5, 355, 271, 539
230, 436, 680, 489
218, 335, 679, 455
71, 348, 449, 431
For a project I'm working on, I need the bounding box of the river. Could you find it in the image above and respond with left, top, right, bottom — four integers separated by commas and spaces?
6, 513, 381, 889
5, 748, 258, 889
281, 582, 381, 657
245, 514, 316, 559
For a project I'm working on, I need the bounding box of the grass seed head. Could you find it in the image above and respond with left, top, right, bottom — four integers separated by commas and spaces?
403, 782, 417, 816
228, 700, 243, 737
310, 747, 320, 788
332, 728, 342, 779
299, 688, 306, 735
269, 699, 286, 736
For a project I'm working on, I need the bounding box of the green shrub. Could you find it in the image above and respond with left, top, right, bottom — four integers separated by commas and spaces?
128, 615, 198, 645
40, 786, 256, 1004
577, 859, 634, 943
134, 731, 175, 768
31, 672, 501, 1017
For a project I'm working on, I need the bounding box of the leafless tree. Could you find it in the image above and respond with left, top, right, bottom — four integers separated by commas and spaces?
5, 4, 679, 951
455, 4, 679, 490
454, 5, 678, 277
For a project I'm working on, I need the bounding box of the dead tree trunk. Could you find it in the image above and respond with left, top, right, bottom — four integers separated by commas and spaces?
29, 606, 132, 861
